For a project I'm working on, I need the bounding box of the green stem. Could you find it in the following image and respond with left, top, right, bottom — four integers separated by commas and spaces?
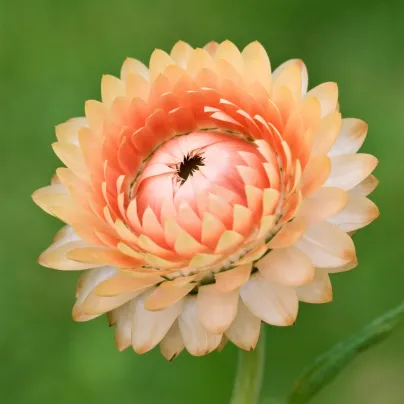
230, 326, 266, 404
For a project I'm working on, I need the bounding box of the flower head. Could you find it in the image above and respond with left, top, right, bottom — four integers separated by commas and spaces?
33, 40, 379, 359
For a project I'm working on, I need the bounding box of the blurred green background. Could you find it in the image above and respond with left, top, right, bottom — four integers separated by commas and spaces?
1, 0, 403, 402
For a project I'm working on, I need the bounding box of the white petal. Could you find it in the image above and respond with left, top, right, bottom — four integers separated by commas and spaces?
256, 246, 314, 286
349, 175, 378, 196
113, 301, 134, 351
240, 273, 298, 326
225, 299, 261, 350
160, 321, 184, 361
329, 118, 367, 156
132, 291, 183, 354
297, 187, 348, 225
178, 296, 222, 356
296, 221, 356, 268
328, 194, 379, 231
325, 154, 378, 191
296, 269, 332, 303
198, 284, 239, 334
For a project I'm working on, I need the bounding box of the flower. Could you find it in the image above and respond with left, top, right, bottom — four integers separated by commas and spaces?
32, 40, 379, 359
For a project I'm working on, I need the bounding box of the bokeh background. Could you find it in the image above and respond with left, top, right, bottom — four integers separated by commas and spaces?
1, 0, 403, 402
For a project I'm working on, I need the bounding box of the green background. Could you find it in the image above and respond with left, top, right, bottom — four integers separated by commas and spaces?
1, 0, 403, 402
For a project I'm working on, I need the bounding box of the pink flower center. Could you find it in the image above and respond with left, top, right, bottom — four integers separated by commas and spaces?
132, 130, 269, 229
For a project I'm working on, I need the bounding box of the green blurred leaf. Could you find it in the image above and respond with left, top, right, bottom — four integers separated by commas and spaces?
287, 301, 404, 404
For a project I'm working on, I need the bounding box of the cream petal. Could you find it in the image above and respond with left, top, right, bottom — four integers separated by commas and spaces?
198, 284, 239, 334
101, 75, 125, 106
296, 221, 356, 268
75, 290, 141, 320
256, 246, 314, 287
215, 40, 244, 73
296, 269, 332, 303
242, 41, 271, 90
187, 48, 215, 76
132, 293, 182, 354
39, 239, 96, 270
311, 112, 342, 156
160, 321, 184, 361
329, 118, 367, 156
132, 291, 183, 354
298, 187, 348, 225
326, 258, 358, 273
113, 301, 134, 351
149, 49, 175, 82
306, 82, 338, 116
178, 296, 222, 356
328, 193, 379, 231
349, 174, 379, 196
120, 58, 149, 81
170, 41, 194, 68
225, 299, 261, 351
240, 273, 298, 326
73, 266, 141, 320
272, 59, 308, 97
125, 73, 149, 100
325, 154, 378, 191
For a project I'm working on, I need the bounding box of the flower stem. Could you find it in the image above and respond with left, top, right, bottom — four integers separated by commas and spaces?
230, 326, 266, 404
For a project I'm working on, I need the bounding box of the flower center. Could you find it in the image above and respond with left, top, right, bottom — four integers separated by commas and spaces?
177, 153, 205, 186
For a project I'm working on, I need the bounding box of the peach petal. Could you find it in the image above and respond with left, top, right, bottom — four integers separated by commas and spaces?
215, 230, 244, 254
144, 276, 197, 311
67, 247, 143, 268
214, 264, 252, 293
95, 273, 162, 297
300, 155, 331, 197
311, 112, 342, 155
267, 217, 306, 249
